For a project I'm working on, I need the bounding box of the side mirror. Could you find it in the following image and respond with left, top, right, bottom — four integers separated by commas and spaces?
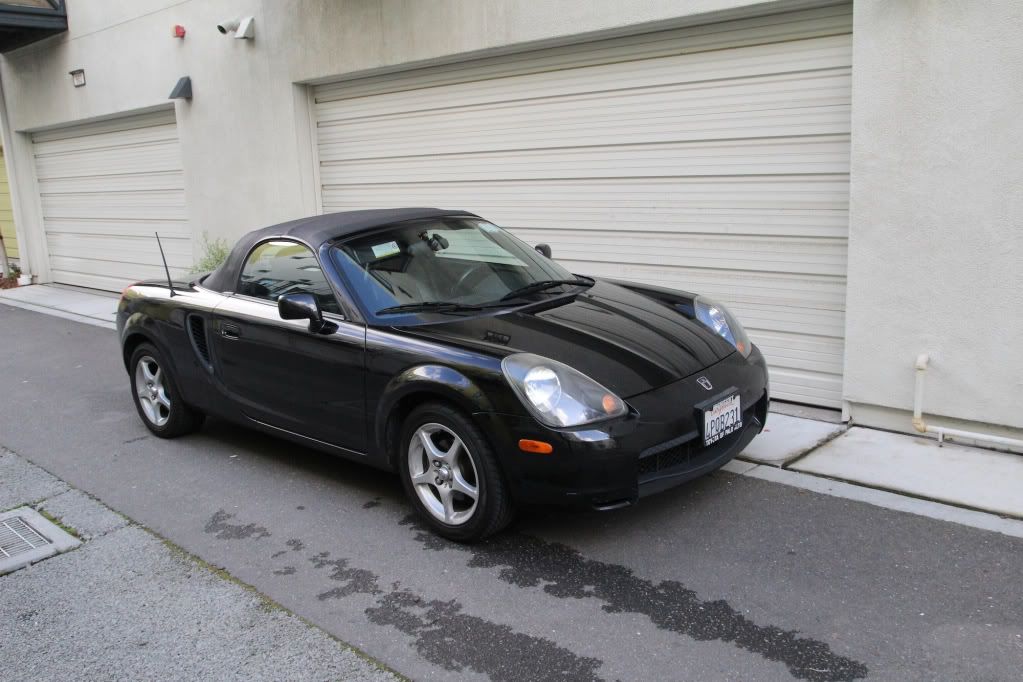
278, 292, 336, 334
534, 243, 552, 258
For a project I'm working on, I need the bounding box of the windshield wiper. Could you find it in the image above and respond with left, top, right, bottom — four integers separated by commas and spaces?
500, 277, 594, 302
376, 278, 595, 315
375, 301, 482, 315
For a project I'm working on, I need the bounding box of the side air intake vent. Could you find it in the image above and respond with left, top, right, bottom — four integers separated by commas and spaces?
187, 315, 213, 370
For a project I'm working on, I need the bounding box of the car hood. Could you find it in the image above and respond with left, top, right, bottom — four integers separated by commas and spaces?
404, 280, 736, 398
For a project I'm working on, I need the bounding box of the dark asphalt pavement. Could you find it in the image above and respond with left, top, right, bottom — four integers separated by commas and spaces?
1, 303, 1021, 681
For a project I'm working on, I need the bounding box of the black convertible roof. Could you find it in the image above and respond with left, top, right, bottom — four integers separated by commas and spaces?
203, 207, 477, 292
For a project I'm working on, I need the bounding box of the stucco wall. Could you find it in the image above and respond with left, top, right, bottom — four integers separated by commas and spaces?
844, 0, 1023, 435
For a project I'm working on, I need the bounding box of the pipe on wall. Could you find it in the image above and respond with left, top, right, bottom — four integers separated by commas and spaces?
913, 354, 1023, 450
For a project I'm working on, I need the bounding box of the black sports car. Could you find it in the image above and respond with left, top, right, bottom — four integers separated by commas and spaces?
118, 208, 769, 540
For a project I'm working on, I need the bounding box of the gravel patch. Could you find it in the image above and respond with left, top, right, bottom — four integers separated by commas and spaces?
38, 489, 130, 539
0, 449, 68, 510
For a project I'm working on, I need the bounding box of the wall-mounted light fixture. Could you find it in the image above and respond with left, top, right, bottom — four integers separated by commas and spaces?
69, 69, 85, 87
169, 76, 192, 100
173, 24, 186, 39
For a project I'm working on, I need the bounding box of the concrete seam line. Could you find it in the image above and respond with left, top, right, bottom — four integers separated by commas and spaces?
2, 496, 53, 514
735, 463, 1023, 540
776, 422, 850, 469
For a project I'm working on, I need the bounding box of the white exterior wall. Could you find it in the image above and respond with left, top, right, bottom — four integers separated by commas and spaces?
1, 0, 1021, 441
843, 0, 1023, 440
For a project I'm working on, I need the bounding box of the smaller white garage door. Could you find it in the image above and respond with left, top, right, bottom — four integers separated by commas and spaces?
31, 109, 190, 291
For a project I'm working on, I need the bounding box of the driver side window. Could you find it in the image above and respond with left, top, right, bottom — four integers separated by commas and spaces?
238, 240, 341, 315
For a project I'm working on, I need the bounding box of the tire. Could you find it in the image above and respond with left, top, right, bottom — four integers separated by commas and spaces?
399, 401, 514, 542
129, 342, 204, 438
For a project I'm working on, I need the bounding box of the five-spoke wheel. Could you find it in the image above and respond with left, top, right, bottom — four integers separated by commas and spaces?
399, 402, 513, 541
135, 355, 171, 427
129, 342, 204, 438
408, 422, 480, 525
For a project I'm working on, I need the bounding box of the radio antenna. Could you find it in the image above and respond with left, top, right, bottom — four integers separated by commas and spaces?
155, 232, 175, 297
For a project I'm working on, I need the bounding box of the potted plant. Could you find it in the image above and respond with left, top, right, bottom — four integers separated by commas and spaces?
0, 231, 29, 288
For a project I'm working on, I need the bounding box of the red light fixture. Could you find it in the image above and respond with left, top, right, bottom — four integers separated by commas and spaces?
173, 24, 186, 39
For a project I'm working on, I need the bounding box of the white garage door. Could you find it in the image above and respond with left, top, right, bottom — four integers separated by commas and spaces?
313, 6, 852, 407
32, 109, 190, 291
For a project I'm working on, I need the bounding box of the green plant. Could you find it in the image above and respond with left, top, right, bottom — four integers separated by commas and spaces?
190, 232, 230, 273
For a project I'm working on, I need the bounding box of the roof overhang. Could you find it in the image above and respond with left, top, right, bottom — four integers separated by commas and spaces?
0, 1, 67, 53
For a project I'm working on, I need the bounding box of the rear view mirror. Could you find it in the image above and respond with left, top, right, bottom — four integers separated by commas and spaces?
278, 292, 336, 334
534, 243, 552, 258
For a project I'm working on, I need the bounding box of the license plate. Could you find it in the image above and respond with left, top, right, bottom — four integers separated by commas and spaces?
703, 394, 741, 446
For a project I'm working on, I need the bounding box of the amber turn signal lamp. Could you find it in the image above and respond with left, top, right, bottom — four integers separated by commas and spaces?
518, 439, 553, 454
602, 393, 623, 414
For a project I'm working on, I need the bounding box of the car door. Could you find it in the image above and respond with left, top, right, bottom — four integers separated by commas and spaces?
210, 239, 367, 454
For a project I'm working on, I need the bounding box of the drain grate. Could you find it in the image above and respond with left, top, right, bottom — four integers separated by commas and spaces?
1, 516, 52, 559
0, 507, 80, 575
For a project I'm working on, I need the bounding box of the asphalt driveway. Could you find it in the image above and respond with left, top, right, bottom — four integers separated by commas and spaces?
1, 303, 1020, 681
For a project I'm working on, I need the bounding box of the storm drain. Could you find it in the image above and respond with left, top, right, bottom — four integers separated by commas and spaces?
1, 516, 51, 557
0, 507, 81, 575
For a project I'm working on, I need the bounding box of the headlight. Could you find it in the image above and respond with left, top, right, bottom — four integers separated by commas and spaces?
695, 296, 752, 357
501, 353, 627, 427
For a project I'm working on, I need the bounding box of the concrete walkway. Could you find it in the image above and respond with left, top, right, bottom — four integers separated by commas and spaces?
740, 413, 1023, 520
0, 283, 118, 329
0, 448, 401, 682
3, 283, 1022, 523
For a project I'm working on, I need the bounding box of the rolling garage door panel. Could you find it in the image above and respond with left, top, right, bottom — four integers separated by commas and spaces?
32, 109, 190, 291
313, 5, 852, 407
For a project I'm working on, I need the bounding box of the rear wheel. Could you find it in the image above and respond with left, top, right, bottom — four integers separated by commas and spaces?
129, 343, 204, 438
399, 402, 514, 542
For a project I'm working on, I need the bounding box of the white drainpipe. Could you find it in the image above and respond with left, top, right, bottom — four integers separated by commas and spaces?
912, 354, 1023, 450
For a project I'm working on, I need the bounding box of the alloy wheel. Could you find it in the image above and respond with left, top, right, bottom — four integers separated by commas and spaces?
407, 422, 480, 525
135, 355, 171, 427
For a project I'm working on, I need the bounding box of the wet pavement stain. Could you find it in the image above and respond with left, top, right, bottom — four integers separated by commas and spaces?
203, 510, 609, 680
270, 550, 287, 559
309, 551, 383, 600
366, 590, 605, 682
203, 509, 271, 540
363, 497, 383, 509
403, 517, 868, 682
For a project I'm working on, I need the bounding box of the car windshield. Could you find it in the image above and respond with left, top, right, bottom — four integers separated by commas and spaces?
330, 217, 591, 322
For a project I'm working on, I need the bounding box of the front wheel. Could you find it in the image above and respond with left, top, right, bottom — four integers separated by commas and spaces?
399, 402, 514, 542
129, 343, 204, 438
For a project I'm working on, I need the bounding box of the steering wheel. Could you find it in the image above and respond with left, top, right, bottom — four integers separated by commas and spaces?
453, 263, 492, 293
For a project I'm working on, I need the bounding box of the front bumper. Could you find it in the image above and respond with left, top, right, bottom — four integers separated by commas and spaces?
474, 344, 769, 509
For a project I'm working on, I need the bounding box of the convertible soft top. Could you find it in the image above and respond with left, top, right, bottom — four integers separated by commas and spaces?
203, 207, 477, 292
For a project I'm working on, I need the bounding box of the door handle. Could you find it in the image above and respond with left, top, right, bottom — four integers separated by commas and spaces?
220, 323, 241, 340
